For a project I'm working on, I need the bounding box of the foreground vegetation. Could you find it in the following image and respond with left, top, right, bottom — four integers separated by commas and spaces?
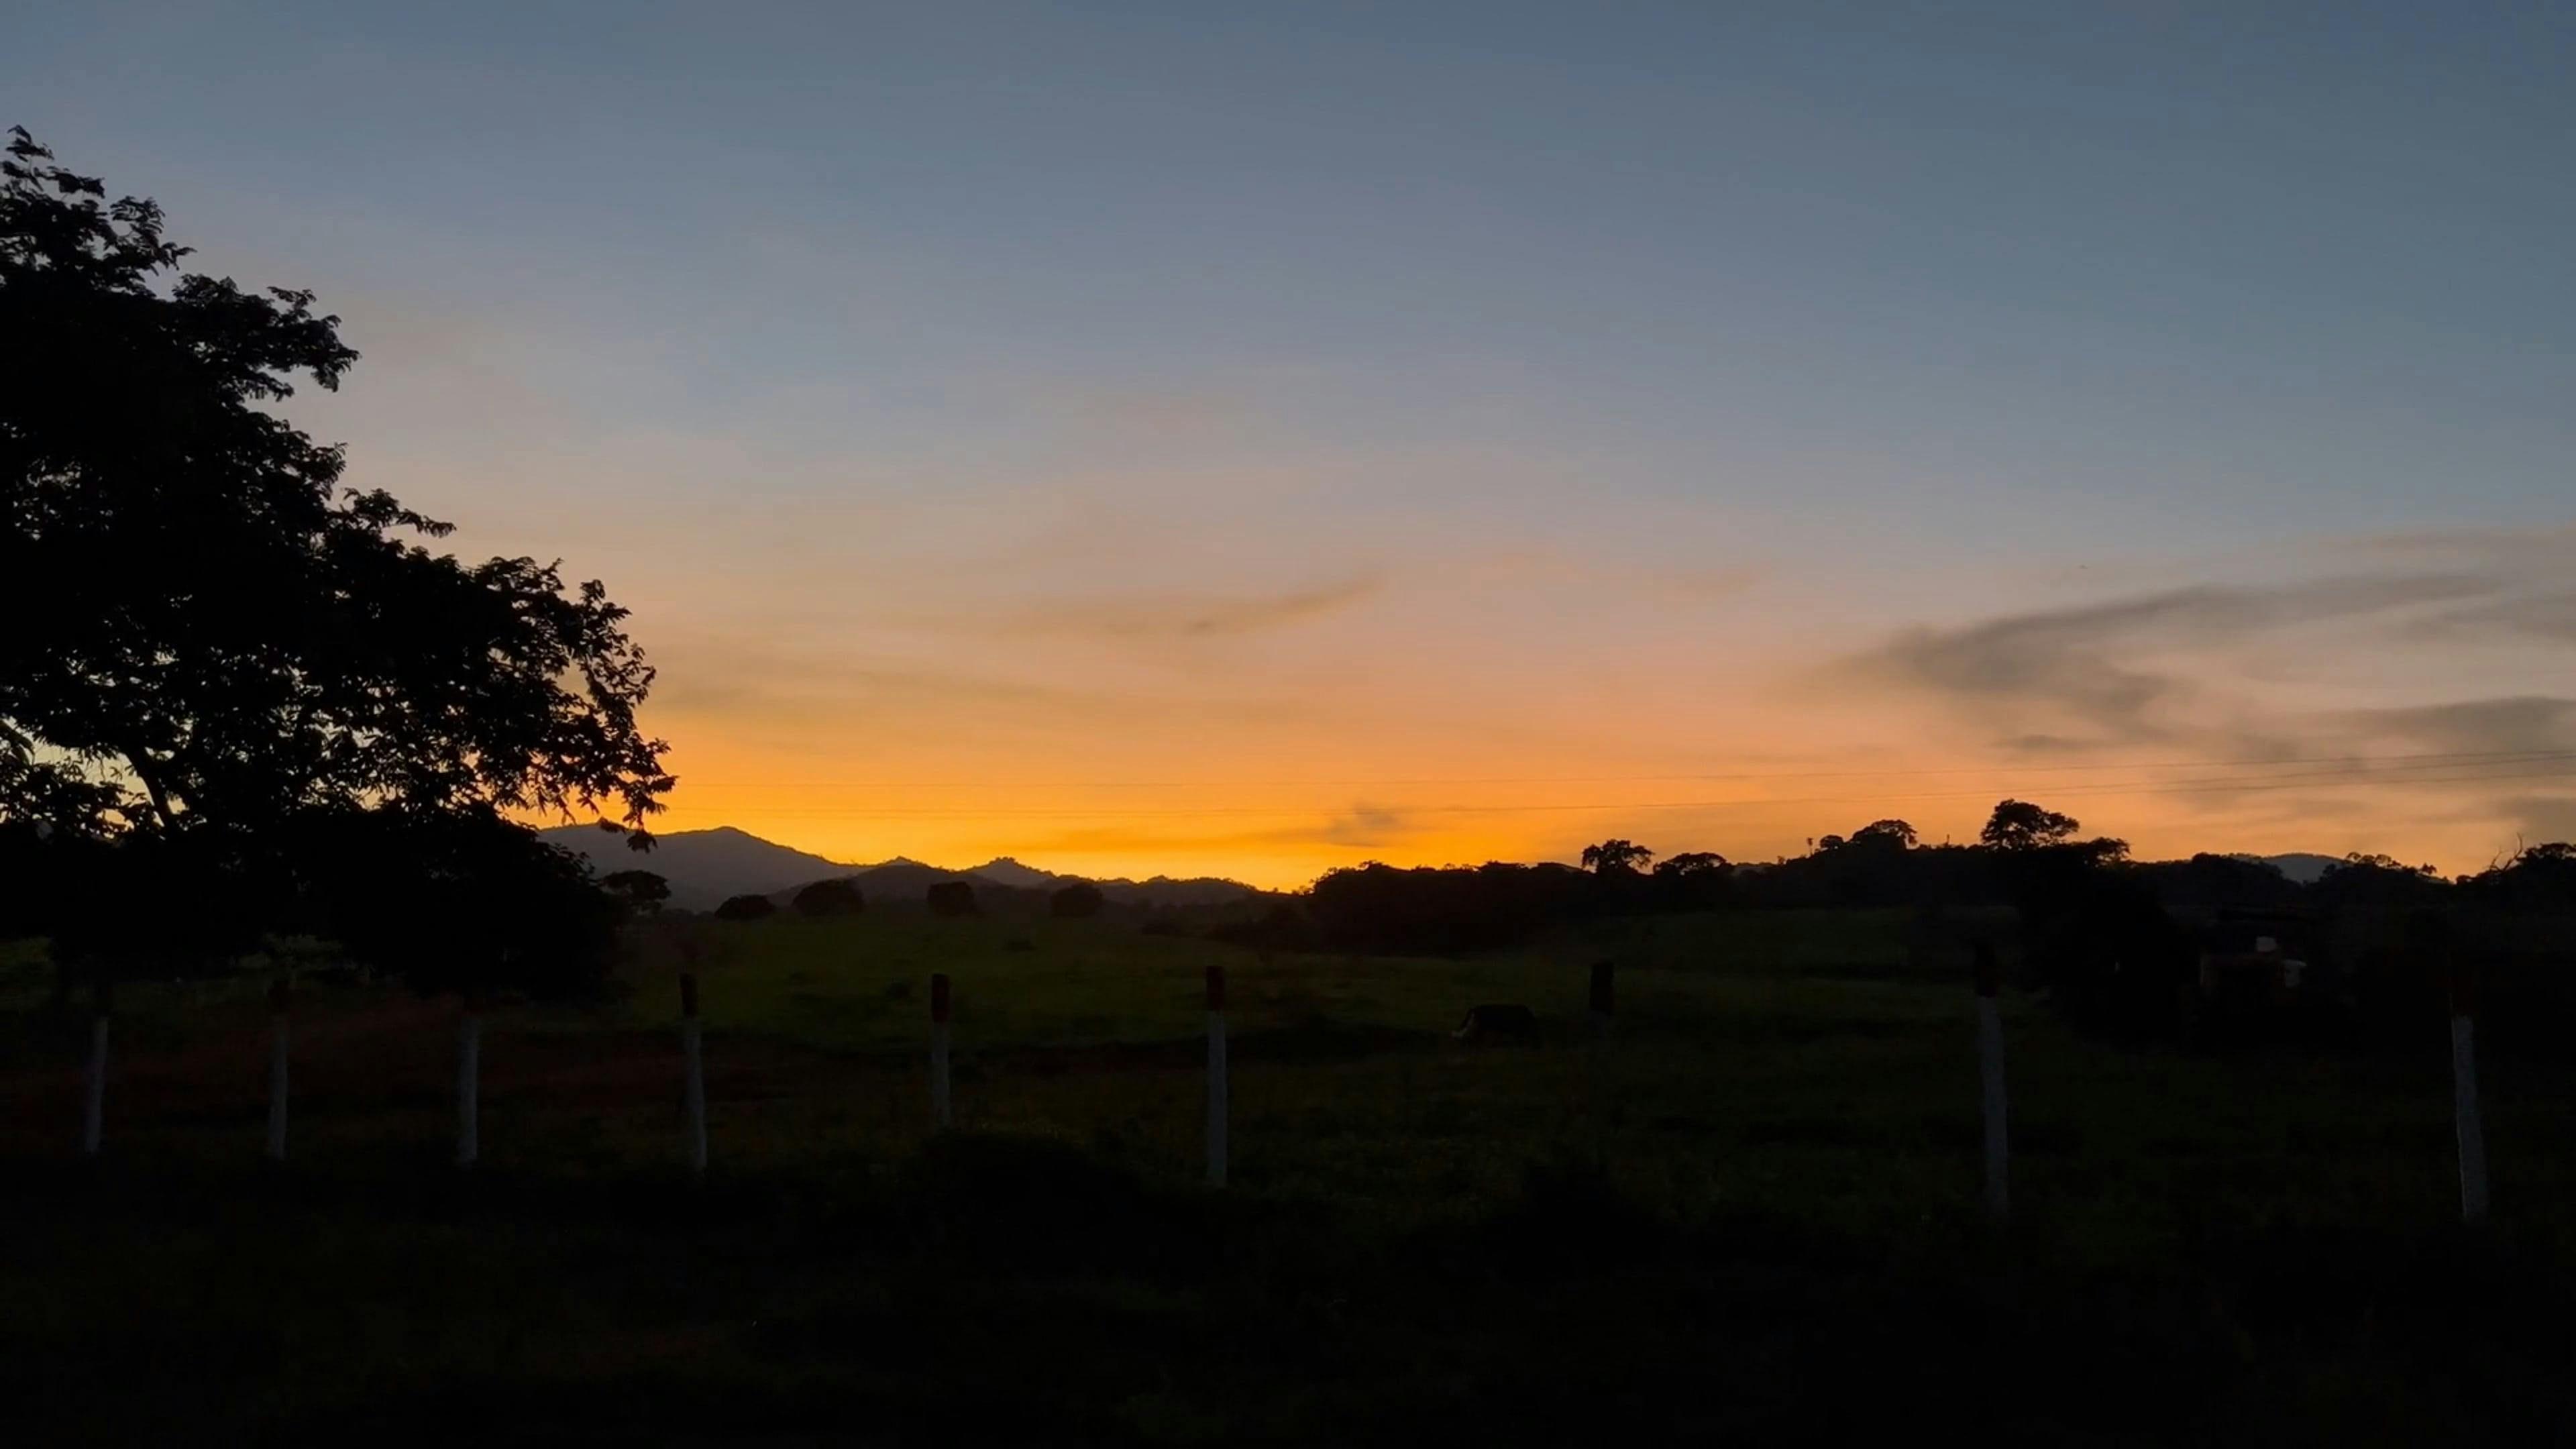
5, 908, 2572, 1444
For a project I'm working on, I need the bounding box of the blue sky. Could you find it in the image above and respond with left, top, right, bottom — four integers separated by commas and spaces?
11, 3, 2573, 880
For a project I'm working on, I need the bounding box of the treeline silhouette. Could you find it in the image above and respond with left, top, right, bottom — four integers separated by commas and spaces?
1230, 802, 2576, 1049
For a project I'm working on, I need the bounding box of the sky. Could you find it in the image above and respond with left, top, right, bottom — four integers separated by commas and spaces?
9, 2, 2574, 887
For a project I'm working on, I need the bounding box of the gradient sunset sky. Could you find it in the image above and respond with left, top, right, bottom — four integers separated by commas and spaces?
11, 3, 2573, 886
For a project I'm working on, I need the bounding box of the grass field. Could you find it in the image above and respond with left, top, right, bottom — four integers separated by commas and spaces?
4, 909, 2572, 1444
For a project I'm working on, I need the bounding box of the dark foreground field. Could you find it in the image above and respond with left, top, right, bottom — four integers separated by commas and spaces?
4, 910, 2571, 1445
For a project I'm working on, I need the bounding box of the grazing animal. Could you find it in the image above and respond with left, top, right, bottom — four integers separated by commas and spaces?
1453, 1003, 1540, 1044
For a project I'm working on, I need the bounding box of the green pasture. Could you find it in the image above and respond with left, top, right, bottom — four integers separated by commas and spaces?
3, 908, 2572, 1443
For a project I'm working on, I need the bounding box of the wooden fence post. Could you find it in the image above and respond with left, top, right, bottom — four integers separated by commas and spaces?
455, 999, 481, 1168
265, 979, 290, 1162
80, 1003, 109, 1159
1205, 964, 1228, 1187
929, 973, 953, 1130
1589, 961, 1614, 1040
1975, 941, 2008, 1218
2449, 959, 2488, 1226
681, 972, 708, 1177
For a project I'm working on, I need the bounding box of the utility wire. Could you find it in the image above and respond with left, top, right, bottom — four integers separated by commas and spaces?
684, 760, 2576, 820
670, 747, 2576, 792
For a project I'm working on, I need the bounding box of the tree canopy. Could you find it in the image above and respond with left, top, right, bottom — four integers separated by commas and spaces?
1580, 839, 1653, 873
0, 129, 671, 991
1980, 800, 2082, 851
0, 128, 672, 847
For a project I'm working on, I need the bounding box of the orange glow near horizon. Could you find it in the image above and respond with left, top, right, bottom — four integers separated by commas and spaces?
608, 722, 2565, 892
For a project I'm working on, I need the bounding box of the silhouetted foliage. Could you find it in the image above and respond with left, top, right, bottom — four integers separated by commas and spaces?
1210, 900, 1322, 951
297, 809, 623, 1000
1981, 799, 2083, 851
1050, 882, 1106, 919
714, 893, 777, 922
1580, 839, 1653, 873
2312, 852, 2445, 908
600, 869, 670, 914
1311, 861, 1599, 953
1852, 818, 1917, 849
0, 130, 673, 984
792, 878, 865, 917
2464, 841, 2576, 910
1654, 850, 1729, 878
927, 881, 979, 918
46, 827, 272, 988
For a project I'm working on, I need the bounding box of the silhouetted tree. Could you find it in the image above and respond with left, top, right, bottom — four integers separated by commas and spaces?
1980, 800, 2082, 851
1852, 818, 1917, 849
0, 130, 674, 980
1653, 851, 1729, 878
1580, 839, 1653, 873
2312, 852, 2443, 908
600, 869, 670, 914
1050, 882, 1106, 918
300, 809, 623, 1000
2467, 841, 2576, 910
714, 894, 776, 922
926, 881, 979, 918
792, 878, 865, 917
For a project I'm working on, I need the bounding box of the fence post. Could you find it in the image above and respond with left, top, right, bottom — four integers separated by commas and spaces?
1589, 960, 1614, 1040
80, 1000, 109, 1159
1975, 941, 2008, 1218
929, 973, 953, 1130
2449, 959, 2488, 1226
681, 972, 708, 1177
455, 999, 481, 1168
1206, 964, 1228, 1187
265, 979, 290, 1162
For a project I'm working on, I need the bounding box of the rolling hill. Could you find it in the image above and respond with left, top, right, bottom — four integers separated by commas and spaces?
537, 825, 1256, 912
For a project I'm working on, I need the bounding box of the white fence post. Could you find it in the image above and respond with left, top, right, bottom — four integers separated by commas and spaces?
80, 1010, 109, 1158
1205, 964, 1228, 1187
455, 1003, 481, 1168
265, 979, 290, 1162
681, 973, 708, 1177
1975, 941, 2009, 1218
2450, 962, 2488, 1226
929, 973, 953, 1130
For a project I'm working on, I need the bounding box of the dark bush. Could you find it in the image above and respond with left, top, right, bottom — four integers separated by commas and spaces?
792, 878, 865, 917
1049, 882, 1105, 918
926, 881, 977, 918
297, 808, 625, 1000
599, 869, 669, 913
714, 893, 777, 922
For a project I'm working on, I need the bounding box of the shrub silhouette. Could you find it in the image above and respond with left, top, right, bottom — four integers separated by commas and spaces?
793, 878, 865, 917
927, 881, 978, 918
1050, 882, 1105, 918
714, 893, 776, 922
600, 869, 669, 913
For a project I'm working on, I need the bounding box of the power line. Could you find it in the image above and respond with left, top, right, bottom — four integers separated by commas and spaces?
672, 760, 2576, 820
666, 747, 2576, 792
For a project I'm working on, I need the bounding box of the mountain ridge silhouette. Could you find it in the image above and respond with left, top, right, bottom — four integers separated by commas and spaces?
535, 824, 1259, 911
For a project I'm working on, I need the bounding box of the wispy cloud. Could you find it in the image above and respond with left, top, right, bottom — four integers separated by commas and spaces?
939, 573, 1385, 643
1840, 574, 2482, 747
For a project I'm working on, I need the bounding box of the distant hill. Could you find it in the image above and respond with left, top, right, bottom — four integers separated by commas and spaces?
536, 824, 1257, 912
537, 824, 859, 911
2247, 852, 2345, 885
964, 857, 1061, 890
